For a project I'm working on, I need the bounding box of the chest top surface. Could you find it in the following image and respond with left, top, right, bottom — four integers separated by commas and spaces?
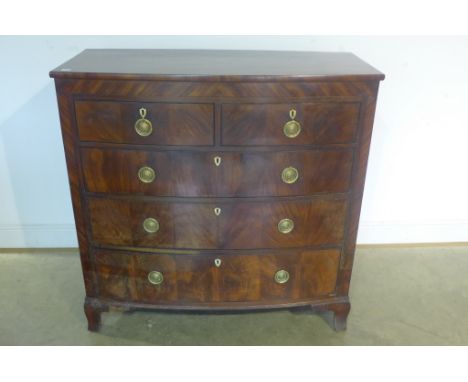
49, 49, 385, 82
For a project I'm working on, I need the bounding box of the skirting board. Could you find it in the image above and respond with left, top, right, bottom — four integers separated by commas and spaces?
0, 221, 467, 248
0, 224, 78, 248
357, 220, 468, 244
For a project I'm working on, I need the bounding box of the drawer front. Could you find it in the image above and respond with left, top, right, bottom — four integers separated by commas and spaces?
221, 102, 360, 146
82, 148, 215, 197
94, 249, 340, 303
75, 100, 214, 145
88, 197, 347, 249
81, 148, 353, 197
218, 198, 346, 249
88, 197, 218, 249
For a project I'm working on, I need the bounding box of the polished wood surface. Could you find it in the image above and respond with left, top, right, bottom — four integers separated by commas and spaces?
88, 197, 347, 249
58, 79, 379, 99
222, 102, 360, 145
50, 49, 384, 332
76, 100, 214, 145
81, 147, 353, 197
94, 248, 340, 303
50, 49, 385, 82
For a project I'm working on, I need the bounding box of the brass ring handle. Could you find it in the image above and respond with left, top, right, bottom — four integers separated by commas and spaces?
143, 217, 160, 233
274, 269, 290, 284
278, 218, 294, 234
134, 107, 153, 137
148, 271, 164, 285
281, 167, 299, 184
138, 166, 156, 183
283, 108, 301, 138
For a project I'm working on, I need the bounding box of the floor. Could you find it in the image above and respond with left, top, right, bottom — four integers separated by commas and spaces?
1, 245, 467, 345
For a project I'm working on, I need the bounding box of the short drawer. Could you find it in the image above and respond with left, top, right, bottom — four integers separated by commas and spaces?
221, 102, 360, 146
75, 100, 214, 145
88, 197, 347, 249
81, 147, 353, 197
94, 248, 340, 304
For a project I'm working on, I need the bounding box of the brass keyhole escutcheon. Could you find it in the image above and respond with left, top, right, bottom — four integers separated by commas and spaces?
214, 207, 221, 216
274, 269, 290, 284
283, 108, 301, 138
148, 271, 164, 285
143, 217, 160, 234
278, 218, 294, 234
281, 167, 299, 184
214, 258, 222, 267
134, 107, 153, 137
214, 156, 222, 166
138, 166, 156, 183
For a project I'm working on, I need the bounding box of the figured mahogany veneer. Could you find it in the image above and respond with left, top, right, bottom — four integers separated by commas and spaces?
221, 102, 360, 146
50, 49, 384, 333
88, 196, 347, 249
76, 100, 214, 145
81, 148, 353, 197
95, 249, 341, 303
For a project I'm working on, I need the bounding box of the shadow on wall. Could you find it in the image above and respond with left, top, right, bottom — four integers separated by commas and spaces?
0, 83, 77, 247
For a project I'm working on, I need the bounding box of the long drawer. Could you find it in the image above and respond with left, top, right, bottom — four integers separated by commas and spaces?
221, 102, 360, 146
94, 248, 340, 304
75, 100, 214, 145
81, 148, 353, 197
88, 197, 347, 249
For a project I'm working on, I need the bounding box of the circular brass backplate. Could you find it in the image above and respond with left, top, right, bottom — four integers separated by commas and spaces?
274, 269, 290, 284
135, 118, 153, 137
143, 217, 160, 233
148, 271, 164, 285
278, 218, 294, 234
283, 120, 301, 138
281, 167, 299, 184
138, 166, 156, 183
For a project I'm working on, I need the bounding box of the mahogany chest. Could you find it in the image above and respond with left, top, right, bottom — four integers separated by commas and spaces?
50, 49, 384, 332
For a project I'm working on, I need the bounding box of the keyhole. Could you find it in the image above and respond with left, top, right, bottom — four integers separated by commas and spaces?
214, 156, 222, 166
289, 108, 297, 120
139, 107, 147, 118
214, 258, 222, 267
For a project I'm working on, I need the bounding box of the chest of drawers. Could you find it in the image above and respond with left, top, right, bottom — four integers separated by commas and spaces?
50, 49, 384, 332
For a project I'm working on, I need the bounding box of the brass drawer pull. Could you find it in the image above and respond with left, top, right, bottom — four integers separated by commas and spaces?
148, 271, 164, 285
214, 258, 222, 267
274, 269, 290, 284
281, 166, 299, 184
214, 156, 222, 167
138, 166, 156, 183
134, 107, 153, 137
143, 217, 160, 233
278, 218, 294, 234
283, 108, 301, 138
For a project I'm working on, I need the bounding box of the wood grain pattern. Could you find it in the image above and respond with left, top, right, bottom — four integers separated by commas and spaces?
221, 102, 360, 145
94, 248, 340, 303
81, 147, 353, 197
337, 90, 380, 297
54, 88, 98, 297
50, 49, 384, 332
50, 49, 385, 82
75, 100, 214, 145
87, 196, 347, 249
56, 79, 379, 99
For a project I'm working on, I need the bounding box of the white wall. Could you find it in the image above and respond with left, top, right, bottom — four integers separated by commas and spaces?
1, 36, 468, 247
